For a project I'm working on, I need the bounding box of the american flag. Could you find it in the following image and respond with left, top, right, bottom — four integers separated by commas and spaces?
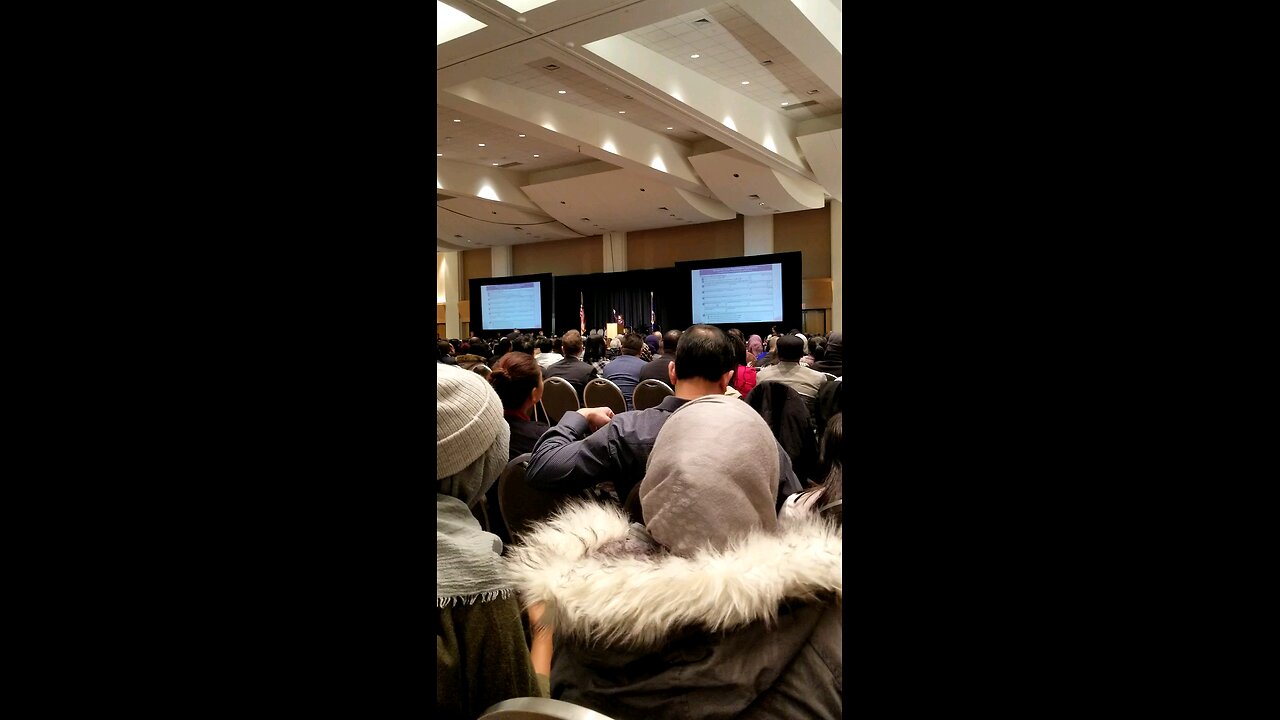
579, 292, 585, 333
650, 291, 655, 331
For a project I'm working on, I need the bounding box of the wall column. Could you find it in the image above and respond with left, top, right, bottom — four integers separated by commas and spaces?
442, 251, 461, 339
603, 231, 627, 272
490, 245, 512, 277
830, 199, 842, 333
743, 214, 774, 255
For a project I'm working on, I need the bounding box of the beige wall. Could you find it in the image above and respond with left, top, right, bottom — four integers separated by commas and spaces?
627, 217, 745, 269
460, 248, 491, 301
774, 207, 831, 279
513, 236, 605, 276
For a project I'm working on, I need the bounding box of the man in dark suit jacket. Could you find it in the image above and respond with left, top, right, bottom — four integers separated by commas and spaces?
543, 330, 598, 404
638, 328, 682, 385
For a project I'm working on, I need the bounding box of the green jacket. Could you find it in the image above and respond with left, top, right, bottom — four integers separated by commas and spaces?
437, 595, 544, 719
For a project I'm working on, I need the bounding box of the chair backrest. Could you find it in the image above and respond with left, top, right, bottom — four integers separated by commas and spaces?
583, 377, 627, 414
540, 376, 580, 424
497, 454, 574, 543
480, 697, 618, 720
821, 372, 836, 382
746, 381, 819, 483
631, 379, 673, 411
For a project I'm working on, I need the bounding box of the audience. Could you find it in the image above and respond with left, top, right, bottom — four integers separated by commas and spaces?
436, 364, 543, 716
756, 335, 829, 414
534, 337, 563, 369
542, 330, 598, 404
726, 330, 757, 398
505, 394, 842, 719
747, 334, 765, 366
781, 412, 842, 526
813, 331, 843, 377
525, 324, 803, 511
490, 352, 550, 459
638, 328, 681, 384
486, 337, 513, 369
602, 332, 647, 411
437, 340, 457, 365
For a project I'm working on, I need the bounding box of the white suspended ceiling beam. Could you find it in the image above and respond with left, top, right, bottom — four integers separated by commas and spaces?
735, 0, 842, 97
440, 78, 713, 196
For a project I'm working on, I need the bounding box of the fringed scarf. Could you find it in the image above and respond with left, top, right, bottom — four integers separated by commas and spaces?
437, 493, 513, 607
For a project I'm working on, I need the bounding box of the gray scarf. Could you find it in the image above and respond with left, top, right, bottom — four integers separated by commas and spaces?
436, 493, 513, 607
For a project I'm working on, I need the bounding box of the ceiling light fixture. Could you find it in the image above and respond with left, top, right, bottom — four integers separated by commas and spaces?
533, 154, 540, 157
741, 81, 750, 85
781, 102, 789, 106
437, 152, 443, 156
518, 134, 525, 137
618, 111, 626, 114
558, 90, 567, 94
453, 119, 460, 122
478, 143, 485, 146
666, 127, 674, 130
690, 54, 700, 58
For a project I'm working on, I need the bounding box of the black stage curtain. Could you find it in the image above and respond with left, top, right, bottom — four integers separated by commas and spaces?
552, 268, 680, 337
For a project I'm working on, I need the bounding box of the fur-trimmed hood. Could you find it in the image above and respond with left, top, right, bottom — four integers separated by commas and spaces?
504, 501, 842, 649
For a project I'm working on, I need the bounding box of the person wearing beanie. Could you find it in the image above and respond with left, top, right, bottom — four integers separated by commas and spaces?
504, 394, 842, 719
436, 364, 544, 717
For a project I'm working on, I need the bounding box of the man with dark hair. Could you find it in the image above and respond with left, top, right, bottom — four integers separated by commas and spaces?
486, 337, 513, 369
535, 336, 563, 369
542, 330, 598, 403
602, 332, 646, 411
526, 324, 802, 509
437, 340, 458, 365
756, 334, 828, 413
639, 328, 682, 384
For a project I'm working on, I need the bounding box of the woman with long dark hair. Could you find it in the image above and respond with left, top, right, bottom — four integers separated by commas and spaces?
780, 412, 842, 525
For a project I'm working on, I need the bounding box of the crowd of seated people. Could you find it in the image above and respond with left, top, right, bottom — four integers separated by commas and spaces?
436, 322, 844, 718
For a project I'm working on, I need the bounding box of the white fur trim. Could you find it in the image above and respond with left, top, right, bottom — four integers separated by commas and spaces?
504, 501, 841, 649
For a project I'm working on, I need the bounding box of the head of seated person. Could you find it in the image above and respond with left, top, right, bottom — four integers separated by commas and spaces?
776, 335, 805, 363
560, 330, 584, 358
669, 324, 737, 396
490, 351, 544, 415
641, 394, 779, 556
619, 332, 644, 356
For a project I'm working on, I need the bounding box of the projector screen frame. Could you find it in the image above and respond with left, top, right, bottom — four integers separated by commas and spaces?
674, 252, 803, 337
467, 272, 554, 333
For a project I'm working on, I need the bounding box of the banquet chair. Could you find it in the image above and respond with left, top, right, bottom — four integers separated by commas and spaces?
583, 377, 627, 415
498, 454, 575, 543
631, 379, 673, 411
540, 376, 580, 424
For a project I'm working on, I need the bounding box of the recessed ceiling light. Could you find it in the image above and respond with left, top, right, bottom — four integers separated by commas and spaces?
781, 102, 789, 106
492, 163, 500, 166
478, 143, 485, 146
518, 134, 525, 137
740, 81, 750, 85
533, 154, 540, 157
618, 111, 626, 114
453, 119, 460, 123
690, 54, 700, 59
558, 90, 567, 94
437, 153, 443, 156
666, 127, 674, 130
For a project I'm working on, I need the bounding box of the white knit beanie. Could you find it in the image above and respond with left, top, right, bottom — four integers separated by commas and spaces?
437, 363, 507, 482
641, 395, 779, 557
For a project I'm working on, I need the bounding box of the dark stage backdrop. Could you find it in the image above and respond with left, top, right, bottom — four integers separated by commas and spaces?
551, 268, 679, 337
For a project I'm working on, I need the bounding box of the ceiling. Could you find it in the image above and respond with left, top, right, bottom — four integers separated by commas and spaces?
437, 0, 842, 253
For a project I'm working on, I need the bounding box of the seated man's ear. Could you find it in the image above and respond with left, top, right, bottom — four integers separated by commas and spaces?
667, 361, 676, 387
719, 370, 733, 391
